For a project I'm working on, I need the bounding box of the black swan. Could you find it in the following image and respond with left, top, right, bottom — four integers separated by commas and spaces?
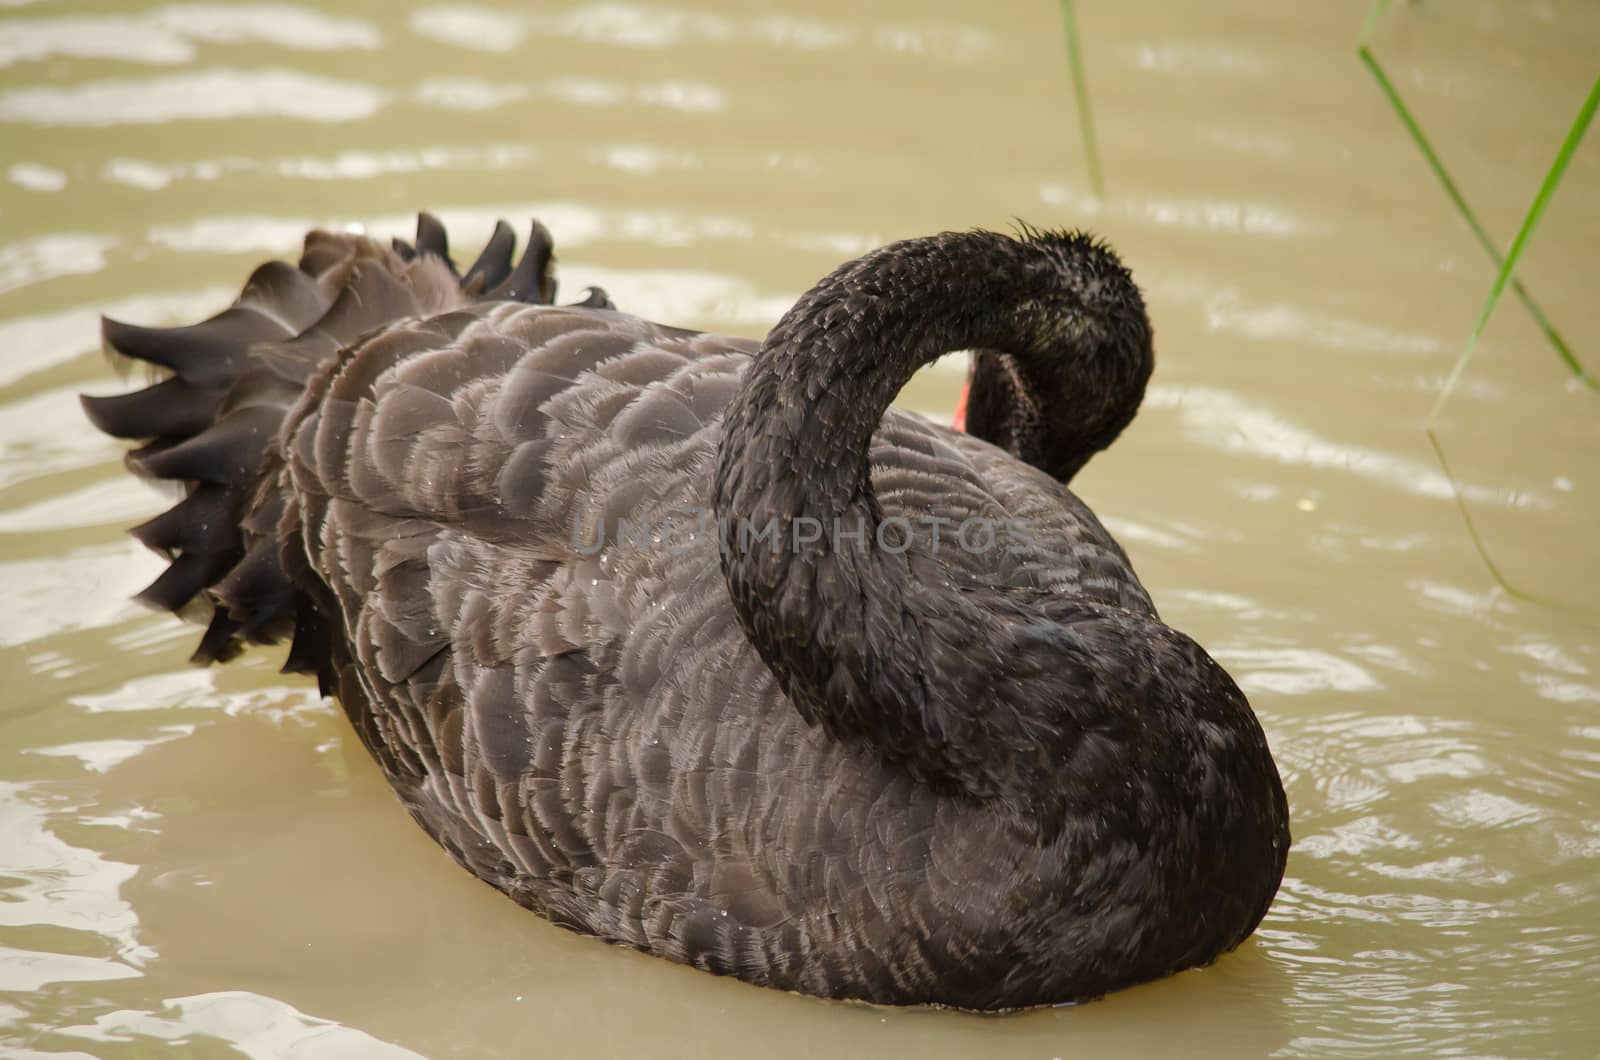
82, 215, 1289, 1010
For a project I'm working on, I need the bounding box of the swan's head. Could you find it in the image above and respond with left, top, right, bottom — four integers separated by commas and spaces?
955, 227, 1155, 482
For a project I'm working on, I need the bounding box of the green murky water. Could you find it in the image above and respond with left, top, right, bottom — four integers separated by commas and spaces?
1, 1, 1597, 1055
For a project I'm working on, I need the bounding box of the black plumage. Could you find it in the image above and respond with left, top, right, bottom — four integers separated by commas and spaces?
82, 216, 1289, 1010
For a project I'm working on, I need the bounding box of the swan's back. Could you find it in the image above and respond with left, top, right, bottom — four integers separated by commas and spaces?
84, 217, 1286, 1010
292, 298, 1165, 1003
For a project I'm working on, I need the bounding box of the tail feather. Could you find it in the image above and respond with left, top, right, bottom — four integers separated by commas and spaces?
414, 211, 454, 271
213, 540, 297, 643
488, 220, 556, 303
234, 259, 339, 330
82, 213, 612, 675
100, 261, 330, 387
303, 261, 440, 350
136, 549, 240, 614
195, 610, 245, 665
81, 376, 213, 439
282, 604, 335, 687
133, 405, 279, 485
129, 484, 235, 552
464, 219, 517, 292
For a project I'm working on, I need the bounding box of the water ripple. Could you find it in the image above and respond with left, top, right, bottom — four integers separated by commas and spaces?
409, 3, 991, 61
140, 203, 764, 261
1219, 646, 1383, 696
409, 6, 527, 52
57, 991, 423, 1058
1144, 384, 1545, 507
103, 145, 537, 191
1131, 42, 1273, 77
159, 4, 380, 51
413, 77, 530, 110
29, 726, 198, 774
1201, 289, 1443, 355
0, 544, 160, 647
0, 478, 159, 534
0, 6, 379, 68
0, 386, 136, 489
0, 783, 152, 984
148, 216, 335, 255
1039, 183, 1324, 240
0, 69, 384, 126
0, 234, 115, 297
408, 76, 728, 113
6, 162, 66, 192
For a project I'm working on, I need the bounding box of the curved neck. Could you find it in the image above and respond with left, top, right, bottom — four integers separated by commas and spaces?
712, 229, 1161, 808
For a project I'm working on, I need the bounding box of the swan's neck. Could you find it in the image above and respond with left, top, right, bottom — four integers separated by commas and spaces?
713, 229, 1164, 810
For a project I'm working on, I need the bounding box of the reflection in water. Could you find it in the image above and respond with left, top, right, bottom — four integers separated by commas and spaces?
103, 145, 539, 190
591, 143, 700, 174
0, 784, 152, 988
409, 5, 528, 53
150, 5, 380, 51
0, 69, 384, 126
0, 235, 116, 298
1198, 291, 1441, 355
28, 727, 197, 774
408, 75, 729, 113
409, 3, 998, 61
0, 478, 157, 534
276, 144, 539, 180
55, 991, 423, 1058
5, 162, 65, 193
1143, 385, 1543, 506
1039, 181, 1323, 239
148, 216, 333, 256
413, 77, 529, 111
0, 388, 137, 489
1219, 647, 1383, 696
0, 545, 158, 647
1132, 41, 1272, 77
0, 6, 379, 68
1, 0, 1597, 1054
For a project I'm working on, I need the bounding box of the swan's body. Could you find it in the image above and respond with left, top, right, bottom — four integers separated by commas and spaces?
83, 218, 1288, 1009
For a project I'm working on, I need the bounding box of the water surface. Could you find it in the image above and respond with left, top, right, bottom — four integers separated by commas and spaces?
1, 0, 1597, 1055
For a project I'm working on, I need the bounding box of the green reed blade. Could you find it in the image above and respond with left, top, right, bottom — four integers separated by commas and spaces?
1424, 74, 1600, 601
1058, 0, 1105, 200
1357, 45, 1592, 387
1361, 0, 1597, 602
1423, 428, 1522, 597
1434, 73, 1600, 413
1431, 75, 1600, 439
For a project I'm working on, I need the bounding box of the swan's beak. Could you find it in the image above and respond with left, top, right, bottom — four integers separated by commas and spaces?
952, 352, 973, 431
